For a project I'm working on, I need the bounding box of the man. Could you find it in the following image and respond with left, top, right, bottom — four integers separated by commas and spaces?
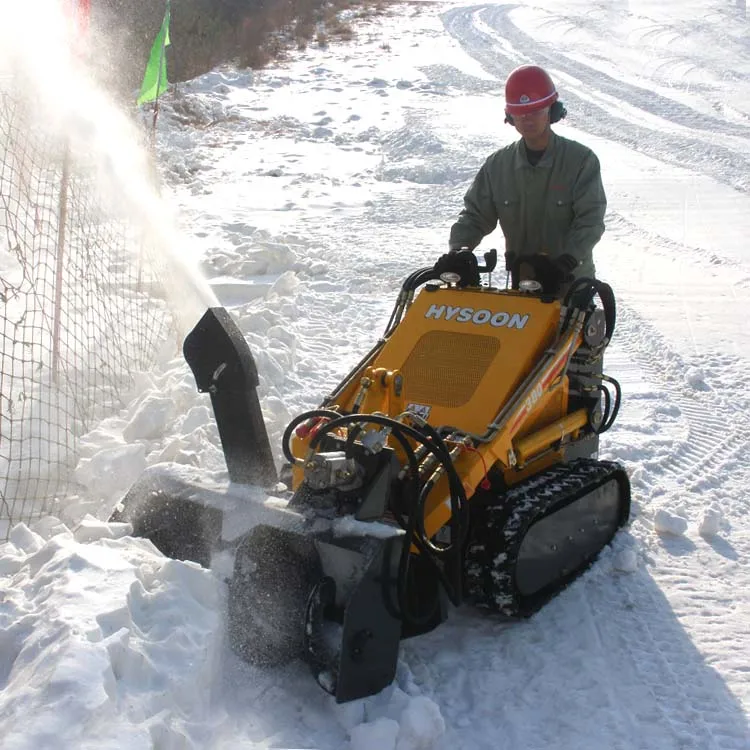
447, 64, 606, 295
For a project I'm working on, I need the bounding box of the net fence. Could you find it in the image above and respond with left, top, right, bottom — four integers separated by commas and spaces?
0, 76, 177, 540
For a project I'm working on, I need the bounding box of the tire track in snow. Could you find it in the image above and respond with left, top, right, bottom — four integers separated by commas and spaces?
595, 303, 750, 746
401, 603, 638, 750
613, 301, 750, 510
445, 3, 750, 138
605, 211, 750, 279
406, 554, 750, 750
666, 401, 750, 490
577, 585, 716, 750
579, 567, 750, 750
558, 585, 645, 750
441, 4, 750, 193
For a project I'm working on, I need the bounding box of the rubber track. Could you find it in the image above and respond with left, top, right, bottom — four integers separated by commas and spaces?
464, 458, 627, 616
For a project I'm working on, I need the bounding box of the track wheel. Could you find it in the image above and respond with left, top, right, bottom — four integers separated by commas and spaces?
229, 525, 320, 667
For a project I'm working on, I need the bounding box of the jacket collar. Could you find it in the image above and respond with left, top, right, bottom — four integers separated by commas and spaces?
514, 130, 557, 169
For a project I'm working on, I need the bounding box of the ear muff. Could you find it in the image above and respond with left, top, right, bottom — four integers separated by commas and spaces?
505, 101, 567, 126
550, 100, 567, 124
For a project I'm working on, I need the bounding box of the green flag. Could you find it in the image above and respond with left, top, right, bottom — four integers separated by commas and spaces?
137, 1, 171, 105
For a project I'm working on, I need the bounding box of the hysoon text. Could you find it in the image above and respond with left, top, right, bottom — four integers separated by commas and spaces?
425, 304, 530, 329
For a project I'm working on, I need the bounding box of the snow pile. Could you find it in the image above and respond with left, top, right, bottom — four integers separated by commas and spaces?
612, 546, 639, 573
67, 361, 227, 523
350, 717, 400, 750
699, 505, 724, 538
0, 518, 225, 749
653, 508, 689, 536
347, 690, 445, 750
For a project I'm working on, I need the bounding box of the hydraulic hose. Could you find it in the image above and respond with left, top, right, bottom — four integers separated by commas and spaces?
307, 412, 468, 610
599, 374, 622, 433
562, 277, 617, 343
594, 383, 612, 435
281, 409, 342, 465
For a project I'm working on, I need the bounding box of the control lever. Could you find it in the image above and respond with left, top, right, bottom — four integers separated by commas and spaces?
478, 248, 497, 274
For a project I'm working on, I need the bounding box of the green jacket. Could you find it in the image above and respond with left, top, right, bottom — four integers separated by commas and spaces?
449, 132, 606, 280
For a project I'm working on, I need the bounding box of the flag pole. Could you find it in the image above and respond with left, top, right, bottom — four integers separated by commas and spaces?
151, 0, 170, 141
137, 0, 171, 143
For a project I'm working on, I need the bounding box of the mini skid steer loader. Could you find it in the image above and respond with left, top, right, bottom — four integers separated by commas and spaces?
113, 249, 631, 703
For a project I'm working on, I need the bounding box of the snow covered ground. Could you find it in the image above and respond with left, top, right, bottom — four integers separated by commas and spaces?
2, 0, 750, 747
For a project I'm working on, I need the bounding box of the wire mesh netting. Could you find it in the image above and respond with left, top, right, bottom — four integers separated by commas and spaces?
0, 79, 177, 540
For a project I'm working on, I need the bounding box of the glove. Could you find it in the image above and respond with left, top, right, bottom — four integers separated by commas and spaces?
517, 253, 577, 296
434, 249, 480, 287
555, 254, 579, 274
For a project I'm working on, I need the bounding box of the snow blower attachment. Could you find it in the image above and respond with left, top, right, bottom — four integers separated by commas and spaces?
113, 251, 630, 703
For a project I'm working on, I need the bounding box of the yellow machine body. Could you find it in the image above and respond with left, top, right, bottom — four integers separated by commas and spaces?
292, 285, 590, 541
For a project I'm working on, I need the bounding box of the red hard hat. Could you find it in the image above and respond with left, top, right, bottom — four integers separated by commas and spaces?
504, 65, 558, 116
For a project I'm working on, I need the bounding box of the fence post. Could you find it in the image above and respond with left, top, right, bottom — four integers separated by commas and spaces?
52, 144, 70, 382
